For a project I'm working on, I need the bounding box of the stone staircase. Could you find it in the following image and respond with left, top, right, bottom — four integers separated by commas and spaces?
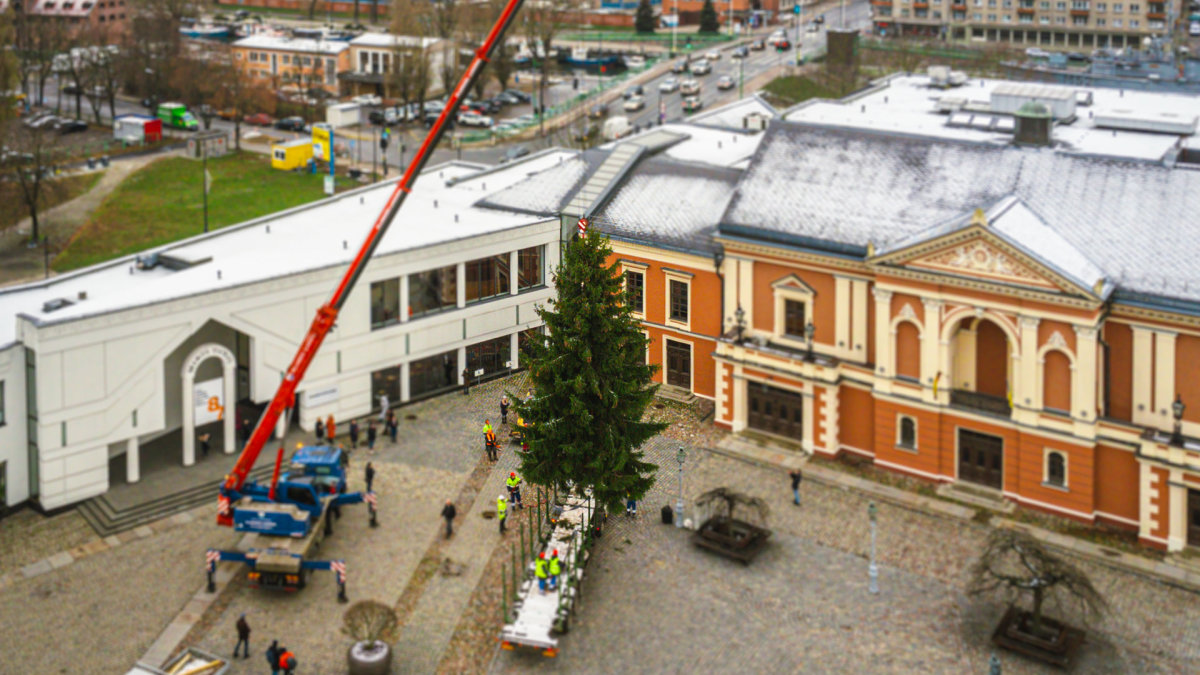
77, 464, 275, 537
656, 385, 696, 404
935, 481, 1017, 514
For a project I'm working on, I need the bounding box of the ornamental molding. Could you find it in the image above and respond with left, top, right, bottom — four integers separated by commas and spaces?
915, 240, 1048, 286
1073, 325, 1098, 339
1045, 330, 1068, 352
898, 303, 918, 322
873, 288, 893, 301
1020, 316, 1042, 329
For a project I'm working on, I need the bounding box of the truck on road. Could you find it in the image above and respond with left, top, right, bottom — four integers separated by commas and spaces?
156, 102, 198, 131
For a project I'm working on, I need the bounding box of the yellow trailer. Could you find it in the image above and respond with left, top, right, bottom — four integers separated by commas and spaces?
271, 138, 313, 171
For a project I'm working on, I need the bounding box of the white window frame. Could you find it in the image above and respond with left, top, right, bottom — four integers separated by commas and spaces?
771, 275, 816, 348
620, 261, 648, 319
664, 269, 692, 332
896, 414, 918, 452
1043, 448, 1069, 490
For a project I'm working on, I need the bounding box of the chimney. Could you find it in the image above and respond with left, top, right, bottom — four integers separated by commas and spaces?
1013, 102, 1052, 148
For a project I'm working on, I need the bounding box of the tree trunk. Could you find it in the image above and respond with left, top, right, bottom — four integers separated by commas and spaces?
308, 0, 319, 20
1031, 585, 1044, 636
354, 0, 360, 22
234, 119, 242, 150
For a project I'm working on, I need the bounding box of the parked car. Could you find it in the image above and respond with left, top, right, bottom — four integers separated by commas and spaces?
690, 59, 712, 75
29, 114, 61, 129
457, 111, 493, 127
588, 103, 609, 119
732, 46, 749, 59
659, 77, 680, 93
679, 79, 701, 96
625, 54, 646, 69
717, 75, 735, 90
623, 84, 644, 99
671, 59, 689, 74
62, 83, 80, 95
56, 118, 88, 134
496, 91, 521, 105
502, 145, 530, 163
215, 108, 238, 121
513, 113, 537, 125
751, 39, 766, 51
368, 109, 386, 125
423, 110, 455, 127
503, 88, 532, 103
622, 95, 645, 112
774, 38, 792, 51
23, 111, 56, 128
243, 112, 273, 126
274, 116, 306, 131
704, 49, 721, 60
682, 96, 703, 113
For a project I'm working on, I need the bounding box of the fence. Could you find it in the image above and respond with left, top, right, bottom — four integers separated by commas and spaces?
561, 31, 736, 47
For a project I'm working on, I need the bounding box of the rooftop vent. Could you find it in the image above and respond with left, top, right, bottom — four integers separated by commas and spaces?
991, 82, 1076, 122
1093, 109, 1198, 135
928, 66, 968, 89
1013, 102, 1053, 147
43, 298, 74, 313
742, 112, 768, 131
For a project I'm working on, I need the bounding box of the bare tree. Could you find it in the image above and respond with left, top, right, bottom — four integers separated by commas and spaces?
523, 0, 572, 137
0, 10, 19, 117
341, 600, 400, 648
1, 121, 64, 244
213, 56, 273, 151
968, 528, 1107, 639
13, 6, 70, 107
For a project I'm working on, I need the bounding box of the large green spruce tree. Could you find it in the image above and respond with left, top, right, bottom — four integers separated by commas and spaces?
514, 232, 667, 512
635, 0, 656, 34
698, 0, 720, 34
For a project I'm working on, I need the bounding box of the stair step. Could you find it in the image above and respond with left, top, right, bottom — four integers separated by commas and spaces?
935, 483, 1016, 514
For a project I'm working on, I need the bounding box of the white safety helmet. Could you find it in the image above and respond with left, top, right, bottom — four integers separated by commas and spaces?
499, 494, 507, 500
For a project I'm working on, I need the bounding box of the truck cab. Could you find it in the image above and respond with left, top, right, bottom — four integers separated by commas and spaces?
233, 446, 351, 536
156, 102, 198, 130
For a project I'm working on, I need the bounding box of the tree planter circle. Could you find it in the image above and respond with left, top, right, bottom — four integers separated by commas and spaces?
348, 640, 392, 675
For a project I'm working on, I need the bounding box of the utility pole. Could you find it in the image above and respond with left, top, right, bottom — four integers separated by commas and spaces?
738, 55, 744, 98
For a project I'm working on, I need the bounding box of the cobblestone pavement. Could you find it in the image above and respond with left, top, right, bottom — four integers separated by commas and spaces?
491, 441, 1200, 674
0, 507, 94, 576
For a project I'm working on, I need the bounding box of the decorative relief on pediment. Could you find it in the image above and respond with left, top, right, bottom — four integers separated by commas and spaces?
911, 240, 1051, 287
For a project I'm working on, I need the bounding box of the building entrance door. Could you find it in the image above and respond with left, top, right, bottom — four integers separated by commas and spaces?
665, 340, 691, 389
747, 383, 804, 440
958, 429, 1004, 490
1188, 489, 1200, 548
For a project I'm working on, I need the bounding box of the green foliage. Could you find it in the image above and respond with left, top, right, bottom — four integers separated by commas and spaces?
698, 0, 720, 34
514, 233, 667, 512
635, 0, 656, 34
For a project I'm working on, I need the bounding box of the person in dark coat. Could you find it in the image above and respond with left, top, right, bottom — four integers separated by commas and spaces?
365, 462, 375, 493
349, 419, 360, 448
198, 432, 211, 458
499, 395, 510, 425
315, 418, 325, 442
234, 613, 250, 658
386, 410, 398, 444
789, 469, 803, 506
441, 499, 457, 538
266, 639, 281, 675
462, 367, 471, 395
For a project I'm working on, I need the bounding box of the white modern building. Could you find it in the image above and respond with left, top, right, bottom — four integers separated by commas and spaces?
0, 153, 574, 511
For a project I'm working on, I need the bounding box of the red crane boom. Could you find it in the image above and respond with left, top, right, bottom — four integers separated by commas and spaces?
218, 0, 527, 525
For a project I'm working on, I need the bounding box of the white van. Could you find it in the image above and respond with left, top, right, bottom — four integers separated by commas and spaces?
602, 116, 632, 141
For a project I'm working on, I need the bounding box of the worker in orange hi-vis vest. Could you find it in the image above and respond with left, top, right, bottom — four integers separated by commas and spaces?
326, 414, 336, 443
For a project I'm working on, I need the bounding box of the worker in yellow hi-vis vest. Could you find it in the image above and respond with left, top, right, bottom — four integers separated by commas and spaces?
497, 494, 508, 534
535, 552, 549, 594
548, 549, 562, 591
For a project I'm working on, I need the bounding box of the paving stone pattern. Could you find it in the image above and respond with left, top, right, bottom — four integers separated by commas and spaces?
0, 507, 94, 576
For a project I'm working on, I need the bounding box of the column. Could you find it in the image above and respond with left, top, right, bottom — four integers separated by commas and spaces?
399, 275, 409, 323
457, 346, 467, 385
1168, 477, 1186, 552
1154, 331, 1177, 431
510, 332, 519, 369
1073, 326, 1098, 422
223, 362, 237, 454
125, 436, 140, 484
400, 362, 411, 403
181, 377, 195, 467
275, 411, 287, 440
1132, 326, 1154, 426
835, 276, 851, 355
921, 299, 942, 401
801, 391, 815, 454
872, 288, 893, 390
1018, 316, 1040, 410
732, 366, 747, 432
851, 279, 868, 362
456, 262, 466, 308
510, 250, 519, 296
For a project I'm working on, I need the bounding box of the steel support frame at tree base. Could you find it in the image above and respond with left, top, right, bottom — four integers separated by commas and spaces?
216, 0, 531, 524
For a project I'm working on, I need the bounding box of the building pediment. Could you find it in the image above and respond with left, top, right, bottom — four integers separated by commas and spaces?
871, 196, 1109, 301
770, 273, 817, 295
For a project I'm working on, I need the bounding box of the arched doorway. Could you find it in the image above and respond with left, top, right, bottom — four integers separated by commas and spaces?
949, 315, 1014, 416
181, 343, 237, 466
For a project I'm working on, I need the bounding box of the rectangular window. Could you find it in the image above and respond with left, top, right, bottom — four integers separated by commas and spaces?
1113, 17, 1122, 24
465, 255, 510, 304
466, 335, 512, 379
1113, 2, 1121, 10
517, 246, 543, 291
624, 270, 645, 314
282, 54, 290, 64
409, 350, 459, 398
408, 265, 457, 318
669, 279, 688, 322
370, 277, 401, 329
1128, 2, 1138, 10
784, 300, 807, 338
370, 365, 401, 408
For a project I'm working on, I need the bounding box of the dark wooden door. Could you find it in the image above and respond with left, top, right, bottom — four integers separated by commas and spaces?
665, 340, 691, 389
958, 429, 1004, 490
747, 384, 804, 440
1189, 490, 1200, 548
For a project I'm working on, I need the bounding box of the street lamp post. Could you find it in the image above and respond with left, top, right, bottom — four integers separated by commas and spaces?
675, 447, 686, 528
1171, 394, 1186, 446
734, 305, 747, 344
868, 501, 879, 594
805, 320, 815, 359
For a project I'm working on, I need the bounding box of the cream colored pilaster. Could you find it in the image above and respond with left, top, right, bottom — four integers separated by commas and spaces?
723, 259, 738, 334
1154, 331, 1177, 433
1073, 326, 1099, 438
851, 279, 868, 363
835, 276, 851, 356
1015, 316, 1041, 425
921, 299, 942, 402
822, 387, 839, 454
1138, 460, 1156, 542
1132, 326, 1155, 426
732, 362, 747, 432
737, 259, 754, 328
1168, 471, 1186, 552
872, 288, 893, 394
399, 275, 410, 324
802, 391, 815, 454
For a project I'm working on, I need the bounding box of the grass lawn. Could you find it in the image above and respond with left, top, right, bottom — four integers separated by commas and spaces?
52, 151, 357, 272
0, 172, 102, 231
761, 75, 837, 107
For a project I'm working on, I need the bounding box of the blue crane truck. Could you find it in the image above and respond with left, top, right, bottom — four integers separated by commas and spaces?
206, 446, 376, 601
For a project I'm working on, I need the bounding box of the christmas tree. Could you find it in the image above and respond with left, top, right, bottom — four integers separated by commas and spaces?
635, 0, 657, 34
514, 231, 666, 512
699, 0, 720, 34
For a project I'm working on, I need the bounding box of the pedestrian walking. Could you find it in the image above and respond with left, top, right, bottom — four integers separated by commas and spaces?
198, 432, 211, 458
789, 468, 803, 506
349, 419, 360, 448
326, 415, 336, 443
441, 499, 457, 538
278, 647, 297, 675
367, 420, 377, 451
315, 418, 325, 443
535, 551, 549, 594
365, 462, 375, 493
386, 410, 398, 444
234, 613, 251, 659
548, 549, 562, 590
506, 471, 523, 508
378, 391, 389, 423
483, 420, 498, 462
499, 394, 510, 425
497, 494, 508, 534
625, 492, 637, 516
265, 639, 281, 675
462, 367, 471, 395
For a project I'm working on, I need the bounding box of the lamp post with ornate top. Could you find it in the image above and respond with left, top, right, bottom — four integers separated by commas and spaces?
1171, 395, 1186, 446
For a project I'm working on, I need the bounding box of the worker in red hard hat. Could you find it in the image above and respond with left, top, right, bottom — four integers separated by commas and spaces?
535, 551, 549, 594
548, 549, 562, 591
505, 471, 523, 509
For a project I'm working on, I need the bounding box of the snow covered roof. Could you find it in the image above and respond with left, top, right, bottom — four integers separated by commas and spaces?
688, 94, 777, 131
595, 122, 764, 168
721, 122, 1200, 307
783, 73, 1200, 163
350, 33, 441, 50
0, 153, 573, 347
231, 35, 350, 55
475, 150, 597, 215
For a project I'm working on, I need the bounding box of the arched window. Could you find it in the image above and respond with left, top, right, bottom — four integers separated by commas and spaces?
898, 416, 917, 450
1042, 350, 1072, 414
1046, 451, 1066, 487
895, 322, 921, 381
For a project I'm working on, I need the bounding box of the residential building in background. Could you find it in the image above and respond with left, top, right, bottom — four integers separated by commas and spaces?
340, 33, 453, 99
230, 35, 351, 95
6, 0, 131, 40
871, 0, 1182, 47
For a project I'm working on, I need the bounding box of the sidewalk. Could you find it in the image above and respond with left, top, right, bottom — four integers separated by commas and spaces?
711, 434, 1200, 593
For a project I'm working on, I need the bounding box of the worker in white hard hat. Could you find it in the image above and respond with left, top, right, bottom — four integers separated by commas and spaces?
497, 494, 508, 534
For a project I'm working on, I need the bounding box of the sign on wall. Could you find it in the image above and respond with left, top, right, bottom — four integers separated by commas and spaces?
194, 378, 225, 425
306, 385, 340, 408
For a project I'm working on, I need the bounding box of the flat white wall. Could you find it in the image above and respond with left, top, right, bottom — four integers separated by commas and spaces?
0, 344, 29, 507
